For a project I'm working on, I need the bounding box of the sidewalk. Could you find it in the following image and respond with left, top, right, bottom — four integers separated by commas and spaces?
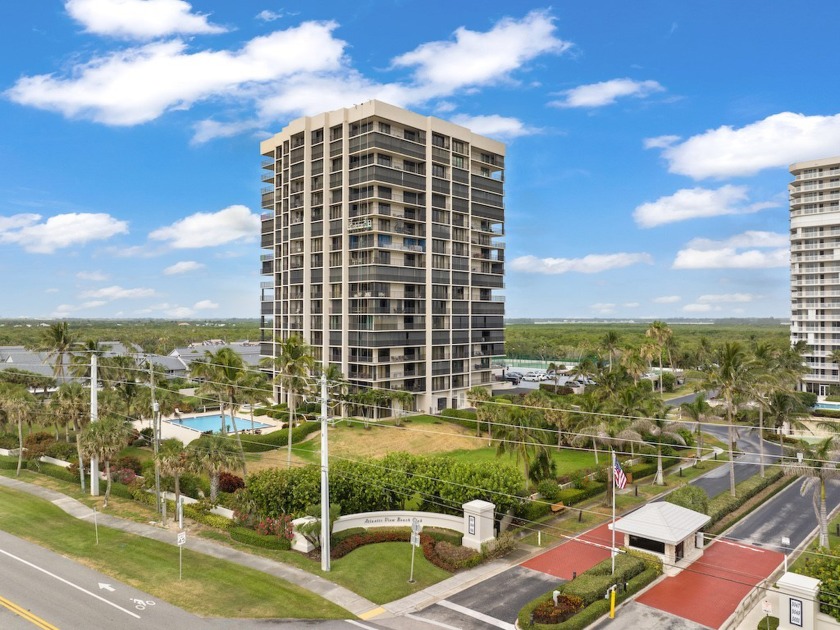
0, 474, 528, 623
0, 476, 377, 619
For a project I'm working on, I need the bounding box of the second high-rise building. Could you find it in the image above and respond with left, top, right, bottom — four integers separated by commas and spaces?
259, 101, 505, 413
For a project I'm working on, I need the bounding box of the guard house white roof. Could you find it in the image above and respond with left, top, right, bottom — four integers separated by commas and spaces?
612, 502, 711, 546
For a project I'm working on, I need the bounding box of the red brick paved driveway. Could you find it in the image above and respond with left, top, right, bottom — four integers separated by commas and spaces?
636, 539, 784, 629
521, 523, 615, 580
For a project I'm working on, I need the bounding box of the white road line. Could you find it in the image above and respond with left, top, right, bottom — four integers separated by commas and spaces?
436, 600, 515, 630
405, 612, 463, 629
346, 620, 379, 629
0, 548, 141, 619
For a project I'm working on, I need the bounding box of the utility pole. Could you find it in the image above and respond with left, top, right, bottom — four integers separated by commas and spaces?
150, 361, 162, 520
90, 353, 99, 496
319, 371, 331, 572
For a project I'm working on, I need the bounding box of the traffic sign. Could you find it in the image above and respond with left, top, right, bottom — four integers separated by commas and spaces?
762, 600, 772, 614
410, 533, 420, 547
411, 518, 421, 534
177, 531, 186, 546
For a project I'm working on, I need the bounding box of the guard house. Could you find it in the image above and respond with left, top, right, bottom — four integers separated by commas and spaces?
612, 502, 711, 575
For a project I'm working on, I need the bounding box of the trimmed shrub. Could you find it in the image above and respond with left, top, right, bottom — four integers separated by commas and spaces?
665, 484, 709, 515
0, 434, 19, 449
0, 455, 18, 469
516, 498, 551, 522
182, 504, 231, 530
192, 421, 319, 453
538, 480, 561, 502
45, 441, 76, 462
707, 469, 783, 525
108, 482, 135, 500
115, 455, 143, 475
229, 526, 291, 550
111, 468, 137, 485
218, 471, 245, 494
533, 595, 584, 624
24, 432, 55, 460
31, 461, 79, 484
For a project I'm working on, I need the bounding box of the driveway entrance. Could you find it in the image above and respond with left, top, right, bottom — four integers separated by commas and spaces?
636, 539, 784, 628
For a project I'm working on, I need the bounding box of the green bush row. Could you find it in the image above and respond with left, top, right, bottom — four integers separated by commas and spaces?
194, 421, 320, 453
441, 409, 479, 432
182, 503, 232, 529
707, 469, 783, 525
813, 409, 840, 419
517, 553, 662, 629
556, 481, 607, 506
0, 456, 17, 470
229, 525, 291, 550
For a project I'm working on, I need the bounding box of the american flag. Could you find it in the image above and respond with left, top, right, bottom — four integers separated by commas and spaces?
613, 457, 627, 490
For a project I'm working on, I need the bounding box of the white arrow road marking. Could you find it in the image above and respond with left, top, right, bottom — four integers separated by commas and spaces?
98, 583, 115, 592
0, 548, 140, 619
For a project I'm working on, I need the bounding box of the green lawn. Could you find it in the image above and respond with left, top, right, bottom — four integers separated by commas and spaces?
328, 542, 451, 604
0, 486, 349, 620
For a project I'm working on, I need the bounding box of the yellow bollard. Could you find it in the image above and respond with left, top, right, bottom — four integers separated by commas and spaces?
609, 588, 616, 619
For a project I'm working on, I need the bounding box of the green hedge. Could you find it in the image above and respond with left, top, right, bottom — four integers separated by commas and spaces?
707, 469, 784, 525
182, 503, 231, 530
229, 526, 291, 550
813, 408, 840, 419
517, 552, 662, 629
556, 481, 606, 506
193, 421, 321, 453
31, 461, 79, 484
441, 409, 479, 432
0, 456, 17, 470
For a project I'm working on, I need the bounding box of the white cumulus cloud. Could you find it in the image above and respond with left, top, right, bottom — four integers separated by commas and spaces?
648, 111, 840, 179
256, 9, 285, 22
164, 260, 205, 275
683, 303, 716, 313
65, 0, 226, 39
392, 10, 570, 92
6, 22, 345, 125
76, 271, 109, 281
150, 205, 260, 248
0, 212, 128, 254
550, 78, 664, 108
673, 231, 789, 269
449, 114, 538, 139
590, 303, 616, 314
653, 295, 681, 304
633, 185, 777, 228
80, 285, 156, 300
697, 293, 759, 303
510, 252, 653, 274
193, 299, 218, 310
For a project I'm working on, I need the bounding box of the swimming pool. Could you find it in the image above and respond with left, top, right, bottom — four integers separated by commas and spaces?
166, 414, 271, 434
814, 402, 840, 411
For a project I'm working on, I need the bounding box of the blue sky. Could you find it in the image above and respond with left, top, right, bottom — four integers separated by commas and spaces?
1, 1, 838, 320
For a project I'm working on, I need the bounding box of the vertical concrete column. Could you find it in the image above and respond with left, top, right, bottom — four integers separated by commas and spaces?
462, 500, 495, 550
777, 572, 820, 630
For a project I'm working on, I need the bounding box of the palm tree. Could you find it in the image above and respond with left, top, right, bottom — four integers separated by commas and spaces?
629, 414, 685, 485
782, 438, 840, 547
157, 438, 189, 519
748, 342, 782, 478
69, 339, 111, 381
191, 348, 251, 477
646, 321, 672, 395
466, 386, 491, 436
766, 390, 810, 454
390, 389, 414, 427
188, 435, 243, 502
37, 321, 76, 381
703, 342, 751, 496
51, 382, 90, 491
829, 348, 840, 374
601, 331, 621, 373
260, 334, 314, 469
569, 395, 608, 464
680, 393, 713, 463
0, 384, 37, 477
79, 416, 132, 507
620, 350, 648, 387
495, 406, 552, 483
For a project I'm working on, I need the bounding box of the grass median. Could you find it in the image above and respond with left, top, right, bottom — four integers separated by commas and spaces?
0, 486, 349, 620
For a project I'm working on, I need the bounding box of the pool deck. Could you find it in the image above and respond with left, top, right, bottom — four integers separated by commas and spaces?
133, 411, 282, 444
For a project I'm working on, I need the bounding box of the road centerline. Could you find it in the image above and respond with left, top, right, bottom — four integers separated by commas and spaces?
0, 547, 141, 619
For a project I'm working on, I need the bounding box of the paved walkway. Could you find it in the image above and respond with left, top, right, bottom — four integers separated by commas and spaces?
0, 475, 527, 624
0, 476, 377, 619
520, 522, 614, 580
636, 540, 784, 629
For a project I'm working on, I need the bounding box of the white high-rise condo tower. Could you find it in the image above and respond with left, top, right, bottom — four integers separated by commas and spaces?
790, 156, 840, 396
259, 101, 506, 413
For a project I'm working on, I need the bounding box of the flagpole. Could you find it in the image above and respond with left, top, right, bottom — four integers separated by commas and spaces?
611, 450, 616, 575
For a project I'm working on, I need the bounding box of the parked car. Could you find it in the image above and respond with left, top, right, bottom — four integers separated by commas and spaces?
503, 374, 521, 384
522, 371, 542, 381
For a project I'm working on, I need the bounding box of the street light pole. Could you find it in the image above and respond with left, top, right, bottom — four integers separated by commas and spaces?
320, 372, 331, 572
150, 361, 162, 520
89, 353, 99, 496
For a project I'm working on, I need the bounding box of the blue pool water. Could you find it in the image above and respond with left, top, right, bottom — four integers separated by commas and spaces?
814, 402, 840, 411
166, 414, 270, 433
